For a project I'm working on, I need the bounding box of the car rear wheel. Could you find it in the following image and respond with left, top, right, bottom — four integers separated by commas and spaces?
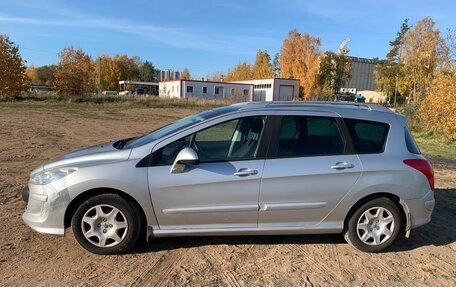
71, 193, 141, 255
344, 197, 402, 253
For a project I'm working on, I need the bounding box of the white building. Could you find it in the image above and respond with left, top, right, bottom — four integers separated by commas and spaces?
233, 78, 300, 101
159, 80, 254, 101
358, 90, 388, 104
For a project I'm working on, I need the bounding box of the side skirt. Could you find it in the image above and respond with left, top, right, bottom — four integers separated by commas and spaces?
147, 224, 343, 239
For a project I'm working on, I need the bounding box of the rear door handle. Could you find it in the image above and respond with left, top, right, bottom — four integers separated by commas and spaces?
234, 168, 258, 176
331, 162, 354, 170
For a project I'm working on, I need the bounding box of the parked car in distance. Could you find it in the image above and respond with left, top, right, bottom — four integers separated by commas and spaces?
22, 102, 435, 254
134, 88, 145, 95
118, 90, 131, 96
102, 90, 118, 96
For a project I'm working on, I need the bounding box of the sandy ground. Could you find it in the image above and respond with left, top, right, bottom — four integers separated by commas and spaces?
0, 102, 455, 287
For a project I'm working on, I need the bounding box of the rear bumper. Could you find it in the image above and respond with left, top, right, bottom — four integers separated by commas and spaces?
403, 190, 435, 229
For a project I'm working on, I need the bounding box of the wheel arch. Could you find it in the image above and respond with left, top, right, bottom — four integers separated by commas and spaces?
64, 187, 147, 230
343, 192, 408, 233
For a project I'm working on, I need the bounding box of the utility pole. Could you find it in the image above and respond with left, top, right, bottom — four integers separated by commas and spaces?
97, 57, 102, 96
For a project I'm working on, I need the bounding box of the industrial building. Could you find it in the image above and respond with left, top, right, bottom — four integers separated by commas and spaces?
342, 56, 387, 104
159, 80, 254, 101
343, 57, 376, 91
233, 78, 300, 101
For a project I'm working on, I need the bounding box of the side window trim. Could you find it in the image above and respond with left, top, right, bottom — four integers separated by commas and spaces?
335, 117, 356, 154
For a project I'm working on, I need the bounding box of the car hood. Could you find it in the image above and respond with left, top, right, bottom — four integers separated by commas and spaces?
36, 140, 132, 172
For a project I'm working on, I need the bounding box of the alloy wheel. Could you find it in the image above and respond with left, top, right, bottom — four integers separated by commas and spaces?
81, 204, 128, 248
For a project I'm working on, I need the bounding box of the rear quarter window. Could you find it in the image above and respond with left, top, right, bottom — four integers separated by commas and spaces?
404, 127, 421, 154
344, 118, 390, 154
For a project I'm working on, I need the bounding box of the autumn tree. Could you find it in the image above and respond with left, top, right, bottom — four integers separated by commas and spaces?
54, 46, 96, 96
97, 55, 156, 90
181, 68, 191, 80
113, 54, 141, 90
446, 28, 456, 71
374, 19, 410, 104
0, 34, 27, 97
26, 66, 39, 85
97, 54, 119, 91
280, 29, 321, 100
225, 61, 252, 81
251, 50, 273, 79
401, 17, 447, 103
27, 65, 57, 86
418, 71, 456, 140
318, 51, 351, 96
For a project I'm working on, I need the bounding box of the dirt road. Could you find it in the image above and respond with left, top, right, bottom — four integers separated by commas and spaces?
1, 102, 455, 286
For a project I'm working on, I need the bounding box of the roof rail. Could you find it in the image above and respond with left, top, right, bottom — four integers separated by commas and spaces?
265, 101, 393, 112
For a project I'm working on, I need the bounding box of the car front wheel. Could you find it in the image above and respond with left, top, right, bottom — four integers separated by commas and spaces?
71, 193, 141, 255
344, 197, 402, 253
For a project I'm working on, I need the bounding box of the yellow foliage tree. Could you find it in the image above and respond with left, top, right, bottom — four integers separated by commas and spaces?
225, 61, 252, 81
181, 68, 191, 80
251, 50, 273, 79
98, 54, 120, 91
54, 46, 96, 96
401, 17, 448, 103
26, 65, 39, 85
280, 29, 321, 100
418, 71, 456, 140
0, 34, 27, 97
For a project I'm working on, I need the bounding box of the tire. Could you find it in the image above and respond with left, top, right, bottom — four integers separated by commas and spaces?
71, 193, 142, 255
344, 197, 402, 253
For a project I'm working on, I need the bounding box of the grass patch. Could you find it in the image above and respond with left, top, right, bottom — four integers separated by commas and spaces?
411, 130, 456, 160
0, 93, 227, 110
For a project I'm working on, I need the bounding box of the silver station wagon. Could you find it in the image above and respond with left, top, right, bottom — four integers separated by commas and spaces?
22, 102, 435, 254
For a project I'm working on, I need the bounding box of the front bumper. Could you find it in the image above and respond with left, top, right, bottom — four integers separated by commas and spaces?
22, 182, 71, 236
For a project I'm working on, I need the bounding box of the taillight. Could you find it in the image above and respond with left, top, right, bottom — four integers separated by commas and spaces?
404, 159, 434, 190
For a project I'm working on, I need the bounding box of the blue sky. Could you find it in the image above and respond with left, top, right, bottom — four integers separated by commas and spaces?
1, 0, 455, 78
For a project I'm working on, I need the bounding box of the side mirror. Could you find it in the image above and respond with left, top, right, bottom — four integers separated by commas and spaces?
170, 147, 199, 174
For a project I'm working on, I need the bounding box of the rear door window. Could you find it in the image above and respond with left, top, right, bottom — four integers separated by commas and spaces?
344, 119, 389, 154
277, 116, 345, 157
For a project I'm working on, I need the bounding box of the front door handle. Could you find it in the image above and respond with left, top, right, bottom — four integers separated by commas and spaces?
234, 168, 258, 176
331, 162, 354, 170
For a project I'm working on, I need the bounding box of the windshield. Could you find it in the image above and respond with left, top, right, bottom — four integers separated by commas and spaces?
124, 106, 241, 148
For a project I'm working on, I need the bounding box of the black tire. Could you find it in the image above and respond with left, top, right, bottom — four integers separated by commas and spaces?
344, 197, 402, 253
71, 193, 142, 255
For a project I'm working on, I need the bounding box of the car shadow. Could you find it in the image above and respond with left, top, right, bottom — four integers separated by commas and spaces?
128, 188, 456, 254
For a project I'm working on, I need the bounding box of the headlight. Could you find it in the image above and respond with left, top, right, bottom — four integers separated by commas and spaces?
30, 167, 78, 185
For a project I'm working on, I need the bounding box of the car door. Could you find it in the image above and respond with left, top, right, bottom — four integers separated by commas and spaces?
259, 112, 362, 228
148, 115, 269, 230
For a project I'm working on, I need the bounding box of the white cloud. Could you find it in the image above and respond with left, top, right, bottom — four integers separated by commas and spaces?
0, 15, 269, 54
